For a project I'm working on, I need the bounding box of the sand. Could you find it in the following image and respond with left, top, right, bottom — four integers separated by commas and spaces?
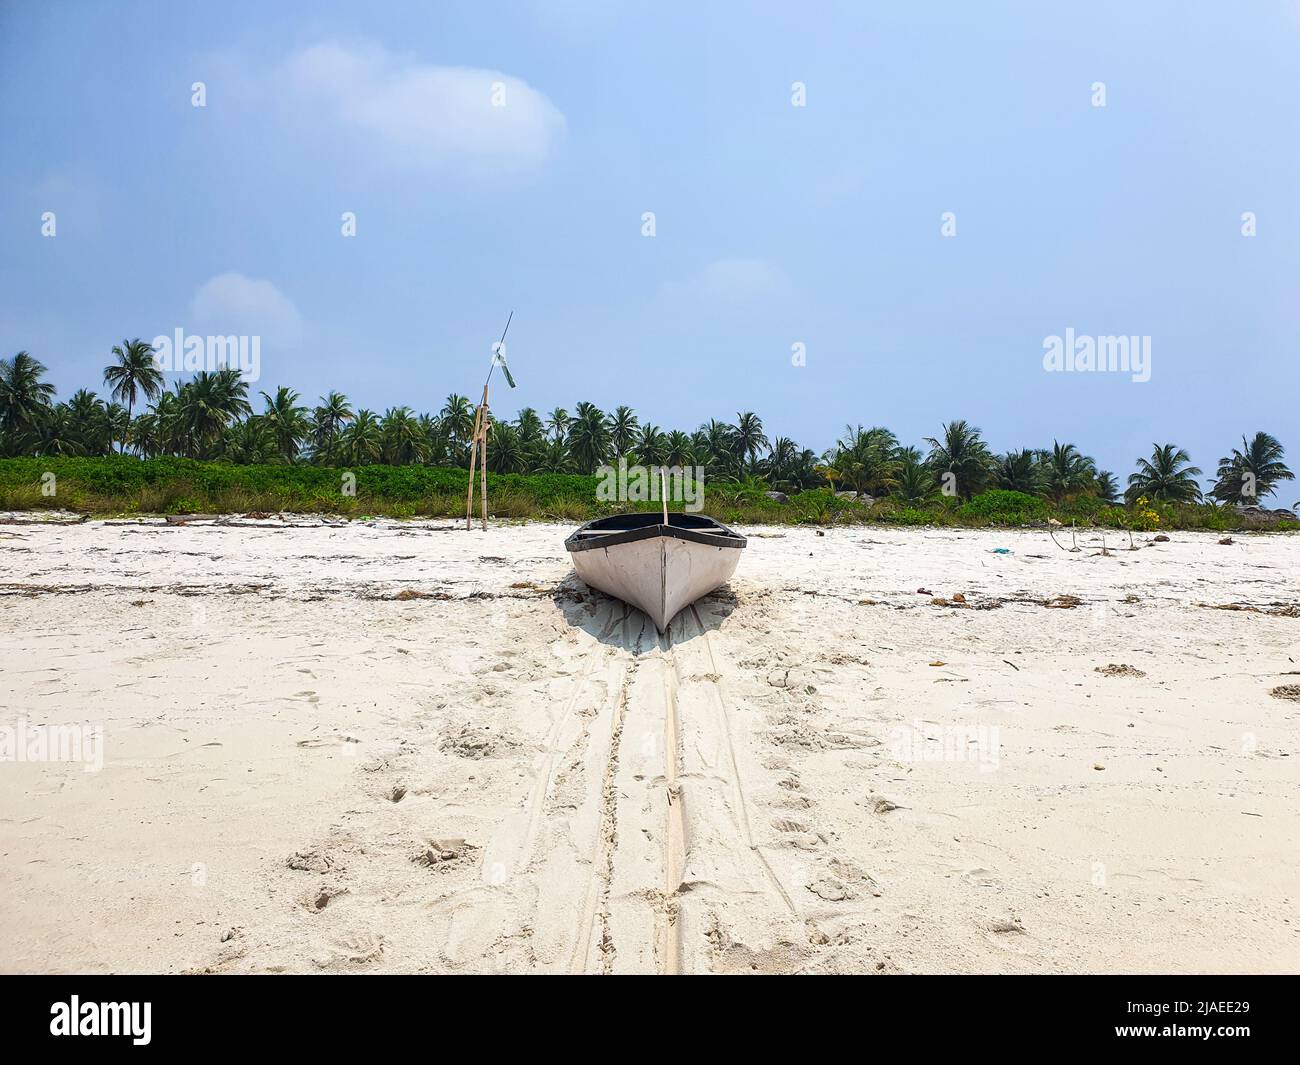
1, 515, 1297, 974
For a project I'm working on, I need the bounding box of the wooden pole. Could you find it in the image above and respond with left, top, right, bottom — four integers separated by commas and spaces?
660, 466, 669, 526
479, 389, 489, 531
465, 383, 490, 531
464, 400, 483, 531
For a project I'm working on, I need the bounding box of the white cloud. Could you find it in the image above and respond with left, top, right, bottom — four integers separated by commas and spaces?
190, 273, 303, 347
276, 41, 565, 172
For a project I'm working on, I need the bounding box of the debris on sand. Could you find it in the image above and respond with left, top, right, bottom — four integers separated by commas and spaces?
1043, 594, 1083, 609
1218, 537, 1235, 546
1096, 663, 1147, 678
414, 837, 478, 868
1269, 684, 1300, 703
1199, 602, 1300, 618
287, 850, 335, 873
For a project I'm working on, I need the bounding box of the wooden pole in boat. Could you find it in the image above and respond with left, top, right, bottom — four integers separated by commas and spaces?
660, 466, 669, 526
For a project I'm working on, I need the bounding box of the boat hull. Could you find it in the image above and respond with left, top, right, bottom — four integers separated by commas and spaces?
565, 515, 745, 632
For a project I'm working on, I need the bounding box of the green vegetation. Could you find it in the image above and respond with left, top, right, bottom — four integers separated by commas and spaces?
2, 456, 1295, 531
1, 347, 1296, 529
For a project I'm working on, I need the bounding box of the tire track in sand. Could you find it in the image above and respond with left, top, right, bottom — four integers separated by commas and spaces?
568, 607, 643, 973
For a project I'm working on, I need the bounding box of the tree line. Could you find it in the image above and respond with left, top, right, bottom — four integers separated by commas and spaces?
0, 345, 1293, 508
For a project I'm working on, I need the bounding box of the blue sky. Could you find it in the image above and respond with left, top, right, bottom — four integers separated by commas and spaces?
2, 0, 1298, 489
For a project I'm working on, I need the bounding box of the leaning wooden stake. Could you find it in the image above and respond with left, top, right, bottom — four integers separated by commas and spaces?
479, 391, 488, 531
464, 405, 481, 531
465, 383, 490, 531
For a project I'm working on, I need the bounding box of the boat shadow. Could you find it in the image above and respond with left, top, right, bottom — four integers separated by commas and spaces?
550, 572, 737, 649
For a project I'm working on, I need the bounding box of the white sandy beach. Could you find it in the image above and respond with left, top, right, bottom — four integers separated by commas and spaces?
1, 516, 1297, 974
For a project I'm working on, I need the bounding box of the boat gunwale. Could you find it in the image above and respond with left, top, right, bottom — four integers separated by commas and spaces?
564, 515, 747, 553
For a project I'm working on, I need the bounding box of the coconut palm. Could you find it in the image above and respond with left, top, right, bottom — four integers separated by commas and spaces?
762, 436, 801, 488
1126, 444, 1203, 504
224, 416, 277, 464
1210, 432, 1294, 505
995, 449, 1043, 495
66, 390, 108, 454
924, 420, 994, 500
634, 424, 666, 466
1040, 441, 1098, 502
1095, 470, 1120, 504
662, 430, 696, 468
567, 401, 611, 473
439, 394, 476, 464
834, 425, 901, 497
311, 392, 354, 466
545, 407, 571, 444
102, 339, 163, 452
176, 369, 250, 458
341, 409, 382, 466
0, 352, 57, 454
732, 411, 769, 473
607, 405, 639, 458
894, 447, 938, 504
259, 387, 310, 462
31, 404, 84, 456
379, 407, 429, 465
487, 420, 530, 473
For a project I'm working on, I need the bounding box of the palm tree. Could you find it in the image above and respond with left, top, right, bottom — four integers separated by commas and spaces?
924, 420, 993, 500
1126, 444, 1203, 504
32, 403, 84, 456
663, 430, 696, 468
378, 407, 429, 465
0, 352, 57, 455
515, 407, 545, 445
568, 401, 611, 473
762, 436, 800, 487
608, 405, 639, 458
103, 339, 162, 453
259, 387, 309, 462
1040, 441, 1098, 502
732, 411, 769, 473
176, 369, 250, 458
341, 409, 382, 466
1095, 470, 1120, 504
224, 416, 276, 464
545, 407, 571, 444
311, 391, 354, 466
825, 425, 900, 497
439, 394, 475, 465
487, 420, 529, 473
129, 411, 161, 458
636, 424, 666, 466
995, 449, 1043, 494
894, 447, 938, 504
66, 389, 109, 455
1210, 432, 1294, 505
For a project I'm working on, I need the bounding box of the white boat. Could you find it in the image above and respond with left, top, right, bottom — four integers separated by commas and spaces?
565, 513, 746, 632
